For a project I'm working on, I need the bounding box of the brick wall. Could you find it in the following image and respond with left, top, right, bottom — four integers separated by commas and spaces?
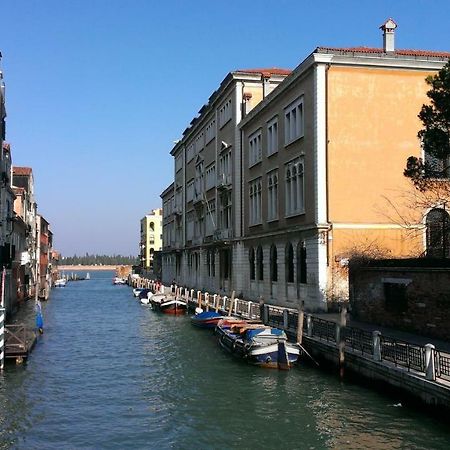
349, 260, 450, 340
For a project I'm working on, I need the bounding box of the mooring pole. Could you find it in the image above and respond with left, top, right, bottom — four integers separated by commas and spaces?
1, 266, 6, 371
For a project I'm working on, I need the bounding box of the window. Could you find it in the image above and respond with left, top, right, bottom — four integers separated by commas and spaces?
267, 170, 278, 221
206, 164, 216, 190
267, 117, 278, 156
249, 178, 262, 225
249, 247, 255, 280
219, 98, 232, 128
249, 129, 262, 167
270, 244, 278, 282
286, 243, 294, 283
186, 180, 194, 202
194, 161, 204, 200
175, 154, 183, 172
220, 248, 231, 280
186, 143, 195, 163
285, 158, 304, 216
297, 242, 307, 284
149, 222, 155, 231
384, 282, 408, 313
205, 119, 215, 144
219, 191, 232, 229
425, 150, 450, 179
426, 208, 450, 258
256, 245, 264, 281
205, 199, 215, 236
218, 150, 231, 184
195, 132, 204, 153
284, 97, 304, 145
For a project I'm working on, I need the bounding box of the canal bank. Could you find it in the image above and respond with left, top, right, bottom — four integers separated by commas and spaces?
1, 272, 450, 449
131, 277, 450, 413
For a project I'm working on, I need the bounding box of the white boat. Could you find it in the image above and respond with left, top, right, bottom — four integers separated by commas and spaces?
86, 273, 90, 280
55, 278, 67, 288
113, 277, 126, 285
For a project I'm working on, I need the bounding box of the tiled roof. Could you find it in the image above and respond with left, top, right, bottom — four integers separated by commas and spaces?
13, 166, 33, 176
236, 68, 292, 76
316, 47, 450, 59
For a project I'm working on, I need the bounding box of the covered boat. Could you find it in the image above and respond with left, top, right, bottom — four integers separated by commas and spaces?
190, 310, 224, 329
216, 318, 301, 370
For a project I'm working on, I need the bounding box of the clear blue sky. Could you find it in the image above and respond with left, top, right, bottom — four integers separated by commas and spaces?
1, 0, 449, 256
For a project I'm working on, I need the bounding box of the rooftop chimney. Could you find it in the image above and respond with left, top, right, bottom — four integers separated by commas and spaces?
380, 18, 397, 53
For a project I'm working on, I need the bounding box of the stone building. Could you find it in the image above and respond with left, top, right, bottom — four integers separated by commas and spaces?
160, 69, 290, 291
162, 20, 450, 311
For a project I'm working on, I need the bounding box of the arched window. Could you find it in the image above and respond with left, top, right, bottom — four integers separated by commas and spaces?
249, 247, 255, 280
149, 222, 155, 231
270, 244, 278, 282
426, 208, 450, 258
286, 242, 294, 283
297, 241, 307, 284
256, 245, 264, 281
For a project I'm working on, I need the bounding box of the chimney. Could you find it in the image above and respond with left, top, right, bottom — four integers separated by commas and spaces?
380, 18, 397, 53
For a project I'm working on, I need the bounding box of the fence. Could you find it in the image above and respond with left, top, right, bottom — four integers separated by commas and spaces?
265, 303, 450, 385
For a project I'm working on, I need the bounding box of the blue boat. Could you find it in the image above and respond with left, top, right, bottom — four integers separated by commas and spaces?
216, 318, 301, 370
190, 311, 224, 329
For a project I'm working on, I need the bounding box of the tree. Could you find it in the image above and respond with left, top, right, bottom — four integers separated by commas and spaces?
404, 60, 450, 190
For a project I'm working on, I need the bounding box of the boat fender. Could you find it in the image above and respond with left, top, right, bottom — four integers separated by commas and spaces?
266, 356, 272, 363
232, 341, 237, 351
195, 307, 203, 314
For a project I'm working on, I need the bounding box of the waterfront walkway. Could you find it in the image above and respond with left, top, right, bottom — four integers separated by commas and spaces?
316, 313, 450, 353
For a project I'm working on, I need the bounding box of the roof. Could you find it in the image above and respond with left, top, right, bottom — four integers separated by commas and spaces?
12, 187, 25, 195
13, 166, 33, 176
235, 68, 292, 77
316, 47, 450, 59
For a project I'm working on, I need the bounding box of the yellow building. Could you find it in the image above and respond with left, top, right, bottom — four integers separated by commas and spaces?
240, 19, 450, 310
140, 208, 162, 273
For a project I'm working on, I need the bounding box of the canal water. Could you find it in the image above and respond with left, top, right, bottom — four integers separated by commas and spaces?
0, 271, 449, 449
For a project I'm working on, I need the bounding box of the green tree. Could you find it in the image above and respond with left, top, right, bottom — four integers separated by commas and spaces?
404, 60, 450, 189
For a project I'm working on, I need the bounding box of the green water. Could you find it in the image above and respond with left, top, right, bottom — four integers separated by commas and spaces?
0, 271, 448, 449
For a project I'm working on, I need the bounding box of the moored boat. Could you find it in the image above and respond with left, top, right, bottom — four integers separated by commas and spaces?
191, 310, 224, 329
113, 277, 126, 285
216, 318, 301, 370
151, 294, 187, 315
54, 278, 67, 288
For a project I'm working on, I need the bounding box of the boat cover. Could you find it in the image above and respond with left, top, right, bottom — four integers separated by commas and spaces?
246, 327, 284, 341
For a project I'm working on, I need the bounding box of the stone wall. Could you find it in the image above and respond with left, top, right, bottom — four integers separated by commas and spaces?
349, 259, 450, 341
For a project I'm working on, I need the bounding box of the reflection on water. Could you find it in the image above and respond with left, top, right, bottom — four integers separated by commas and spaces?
0, 270, 448, 449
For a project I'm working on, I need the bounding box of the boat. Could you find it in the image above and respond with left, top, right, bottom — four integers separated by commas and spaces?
190, 310, 224, 329
54, 278, 67, 288
151, 294, 187, 315
215, 318, 301, 370
113, 277, 126, 285
86, 273, 90, 280
133, 287, 145, 297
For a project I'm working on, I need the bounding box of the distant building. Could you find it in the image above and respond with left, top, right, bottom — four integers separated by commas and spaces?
140, 208, 163, 274
13, 166, 38, 300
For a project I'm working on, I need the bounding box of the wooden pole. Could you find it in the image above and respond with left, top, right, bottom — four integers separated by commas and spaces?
297, 302, 304, 345
228, 291, 235, 317
339, 305, 347, 378
0, 267, 5, 370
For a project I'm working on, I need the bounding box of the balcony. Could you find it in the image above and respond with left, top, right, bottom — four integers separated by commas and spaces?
193, 191, 204, 205
217, 174, 231, 190
213, 229, 232, 241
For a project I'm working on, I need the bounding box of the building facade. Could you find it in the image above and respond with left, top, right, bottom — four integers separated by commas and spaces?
160, 69, 290, 290
140, 208, 163, 274
162, 21, 450, 311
